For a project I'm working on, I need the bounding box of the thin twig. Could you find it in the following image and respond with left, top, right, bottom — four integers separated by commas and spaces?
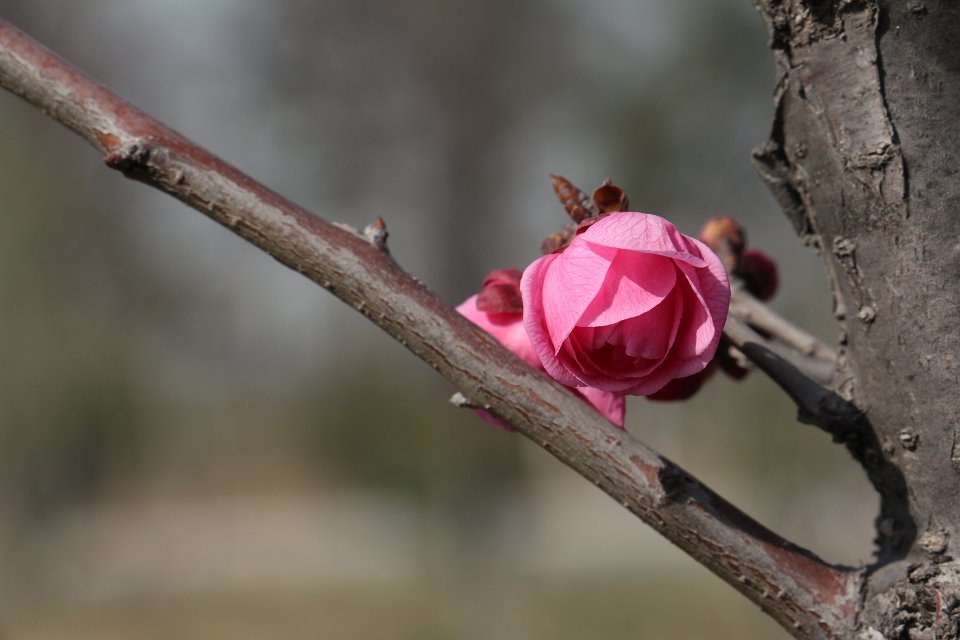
724, 317, 836, 391
730, 282, 837, 362
725, 317, 846, 424
0, 20, 859, 639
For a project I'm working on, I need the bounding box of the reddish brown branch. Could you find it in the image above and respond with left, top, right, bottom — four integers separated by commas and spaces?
0, 19, 860, 639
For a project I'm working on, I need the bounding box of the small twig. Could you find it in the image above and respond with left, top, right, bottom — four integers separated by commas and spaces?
725, 317, 840, 416
730, 282, 837, 362
725, 317, 836, 389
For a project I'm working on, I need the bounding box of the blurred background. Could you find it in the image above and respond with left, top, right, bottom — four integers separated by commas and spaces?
0, 1, 875, 638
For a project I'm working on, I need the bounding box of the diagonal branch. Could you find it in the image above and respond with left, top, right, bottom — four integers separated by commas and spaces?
0, 20, 860, 639
724, 317, 838, 411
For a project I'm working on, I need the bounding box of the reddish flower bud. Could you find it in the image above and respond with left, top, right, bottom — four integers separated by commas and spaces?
476, 268, 524, 313
523, 212, 730, 397
591, 179, 629, 213
699, 216, 746, 271
736, 248, 779, 301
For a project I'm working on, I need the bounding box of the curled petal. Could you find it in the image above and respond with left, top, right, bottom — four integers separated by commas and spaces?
577, 250, 676, 328
541, 241, 616, 348
578, 211, 708, 267
523, 254, 590, 387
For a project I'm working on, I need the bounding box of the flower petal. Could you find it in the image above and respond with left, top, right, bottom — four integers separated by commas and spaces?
540, 239, 617, 349
577, 251, 676, 327
456, 294, 540, 367
574, 387, 626, 428
618, 288, 682, 360
673, 248, 729, 360
579, 211, 708, 267
521, 254, 582, 386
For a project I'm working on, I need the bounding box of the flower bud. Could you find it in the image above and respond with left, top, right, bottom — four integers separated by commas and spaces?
591, 179, 629, 214
476, 268, 523, 313
699, 216, 745, 271
735, 248, 779, 301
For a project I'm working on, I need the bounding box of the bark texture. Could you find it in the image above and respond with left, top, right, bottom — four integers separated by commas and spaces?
753, 1, 960, 637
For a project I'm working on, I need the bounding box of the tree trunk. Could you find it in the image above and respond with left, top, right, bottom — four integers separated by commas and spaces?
752, 1, 960, 636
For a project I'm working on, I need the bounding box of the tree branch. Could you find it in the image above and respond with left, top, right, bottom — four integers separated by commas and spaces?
0, 19, 860, 639
724, 315, 913, 560
730, 282, 837, 363
724, 317, 837, 410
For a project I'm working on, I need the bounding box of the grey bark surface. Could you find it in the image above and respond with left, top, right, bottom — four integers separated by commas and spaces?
752, 1, 960, 637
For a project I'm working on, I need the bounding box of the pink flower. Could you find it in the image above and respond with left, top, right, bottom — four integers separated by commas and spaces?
521, 211, 730, 396
457, 269, 625, 429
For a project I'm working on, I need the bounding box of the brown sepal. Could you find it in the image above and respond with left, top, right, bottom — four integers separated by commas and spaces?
550, 174, 599, 224
591, 179, 629, 213
540, 228, 576, 254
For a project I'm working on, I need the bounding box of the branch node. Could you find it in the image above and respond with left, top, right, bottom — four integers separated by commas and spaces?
449, 391, 477, 409
658, 464, 690, 505
363, 216, 390, 252
104, 142, 153, 176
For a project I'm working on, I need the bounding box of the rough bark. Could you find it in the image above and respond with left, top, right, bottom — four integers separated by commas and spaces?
752, 1, 960, 637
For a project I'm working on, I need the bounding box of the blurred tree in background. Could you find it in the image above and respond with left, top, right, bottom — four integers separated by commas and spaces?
0, 2, 874, 638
